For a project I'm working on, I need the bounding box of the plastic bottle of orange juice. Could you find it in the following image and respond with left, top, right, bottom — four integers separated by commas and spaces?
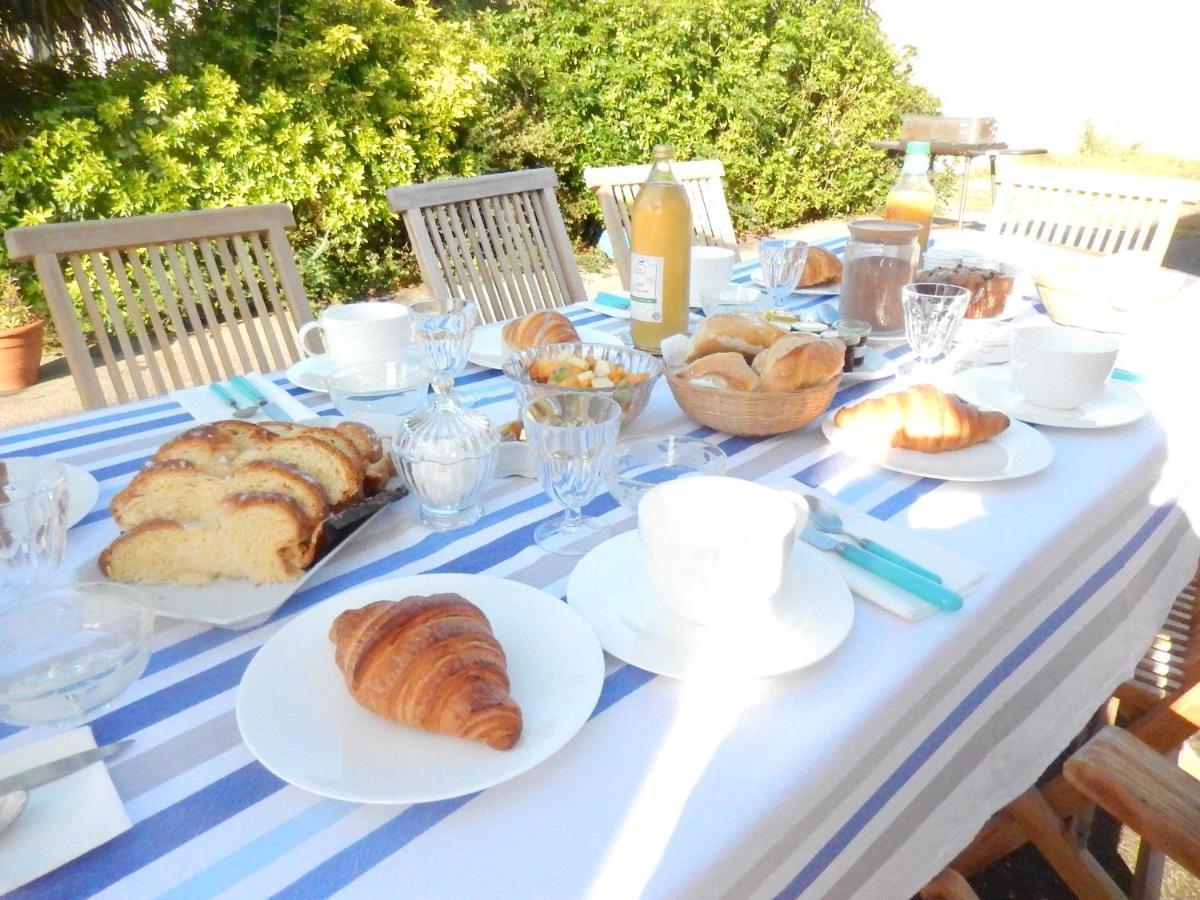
884, 141, 935, 252
629, 145, 691, 354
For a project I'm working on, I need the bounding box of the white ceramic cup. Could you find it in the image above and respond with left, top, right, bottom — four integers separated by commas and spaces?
1010, 324, 1119, 409
638, 475, 808, 625
297, 302, 413, 365
690, 246, 737, 304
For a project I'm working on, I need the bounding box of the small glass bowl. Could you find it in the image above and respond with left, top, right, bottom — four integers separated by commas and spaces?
701, 284, 772, 318
0, 583, 155, 728
503, 342, 663, 427
327, 352, 430, 422
608, 434, 728, 513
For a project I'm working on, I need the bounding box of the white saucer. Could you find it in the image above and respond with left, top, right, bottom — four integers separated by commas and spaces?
285, 356, 341, 392
3, 458, 99, 528
237, 573, 605, 803
468, 322, 623, 370
842, 346, 899, 384
567, 531, 854, 680
821, 407, 1054, 482
953, 366, 1147, 429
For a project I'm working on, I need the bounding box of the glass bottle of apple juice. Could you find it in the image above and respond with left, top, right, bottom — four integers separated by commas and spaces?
629, 145, 691, 354
883, 140, 936, 253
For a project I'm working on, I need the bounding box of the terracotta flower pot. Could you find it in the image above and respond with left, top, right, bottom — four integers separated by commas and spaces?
0, 319, 44, 391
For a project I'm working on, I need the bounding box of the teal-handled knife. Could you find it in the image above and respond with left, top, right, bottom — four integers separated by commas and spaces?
801, 528, 963, 611
857, 538, 944, 584
593, 291, 630, 310
229, 374, 294, 422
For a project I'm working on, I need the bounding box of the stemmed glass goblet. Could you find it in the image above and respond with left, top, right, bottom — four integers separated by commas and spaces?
522, 393, 622, 556
411, 296, 478, 408
758, 239, 810, 309
901, 282, 973, 382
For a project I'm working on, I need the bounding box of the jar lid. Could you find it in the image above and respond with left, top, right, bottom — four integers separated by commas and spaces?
847, 218, 920, 244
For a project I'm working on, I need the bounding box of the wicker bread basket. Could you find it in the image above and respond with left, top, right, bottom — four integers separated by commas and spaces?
666, 370, 841, 437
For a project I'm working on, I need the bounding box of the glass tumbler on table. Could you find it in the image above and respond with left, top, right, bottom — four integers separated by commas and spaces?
412, 296, 478, 407
758, 239, 810, 308
901, 282, 973, 378
523, 393, 622, 556
1, 458, 68, 598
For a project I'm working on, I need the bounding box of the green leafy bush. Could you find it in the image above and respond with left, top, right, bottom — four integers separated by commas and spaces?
0, 0, 934, 326
474, 0, 937, 239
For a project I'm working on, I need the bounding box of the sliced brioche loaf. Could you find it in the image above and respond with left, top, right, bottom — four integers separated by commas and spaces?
111, 459, 330, 530
99, 492, 310, 585
239, 434, 362, 508
153, 420, 276, 476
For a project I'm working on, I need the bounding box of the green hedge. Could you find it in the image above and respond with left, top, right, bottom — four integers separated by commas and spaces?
0, 0, 935, 323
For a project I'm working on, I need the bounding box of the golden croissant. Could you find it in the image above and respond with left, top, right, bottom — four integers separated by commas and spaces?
501, 310, 579, 351
833, 384, 1009, 453
329, 594, 523, 750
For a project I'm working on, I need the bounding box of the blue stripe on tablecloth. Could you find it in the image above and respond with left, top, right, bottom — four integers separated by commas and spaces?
13, 763, 287, 899
0, 401, 180, 448
773, 501, 1179, 898
11, 413, 193, 459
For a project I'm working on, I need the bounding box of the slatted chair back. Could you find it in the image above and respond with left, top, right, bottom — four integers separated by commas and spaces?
987, 167, 1200, 265
584, 159, 740, 290
5, 204, 314, 410
386, 169, 586, 325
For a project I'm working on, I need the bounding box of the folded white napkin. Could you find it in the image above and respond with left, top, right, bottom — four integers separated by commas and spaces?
785, 487, 988, 622
172, 372, 312, 424
0, 727, 131, 893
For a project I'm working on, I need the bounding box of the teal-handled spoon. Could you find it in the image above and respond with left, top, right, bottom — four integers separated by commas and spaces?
805, 494, 944, 584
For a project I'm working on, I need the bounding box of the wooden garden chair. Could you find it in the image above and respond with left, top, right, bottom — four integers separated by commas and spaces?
5, 204, 314, 410
924, 562, 1200, 899
986, 167, 1200, 266
583, 159, 739, 290
386, 168, 586, 325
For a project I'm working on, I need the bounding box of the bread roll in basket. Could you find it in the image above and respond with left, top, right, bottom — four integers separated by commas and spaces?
665, 315, 843, 437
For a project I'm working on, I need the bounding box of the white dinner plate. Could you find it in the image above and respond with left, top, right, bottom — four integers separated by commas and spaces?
236, 574, 605, 803
568, 531, 854, 680
750, 272, 841, 295
3, 458, 100, 528
953, 366, 1147, 430
821, 407, 1054, 482
285, 356, 341, 393
468, 322, 623, 370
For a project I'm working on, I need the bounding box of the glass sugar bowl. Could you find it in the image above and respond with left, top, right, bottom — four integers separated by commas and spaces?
838, 219, 920, 336
392, 393, 498, 531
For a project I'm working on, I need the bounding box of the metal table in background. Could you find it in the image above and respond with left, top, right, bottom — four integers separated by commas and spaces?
870, 140, 1048, 227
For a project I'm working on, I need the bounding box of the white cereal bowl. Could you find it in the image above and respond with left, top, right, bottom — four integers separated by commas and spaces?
1010, 325, 1119, 410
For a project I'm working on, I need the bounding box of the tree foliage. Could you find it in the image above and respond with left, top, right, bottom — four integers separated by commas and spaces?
0, 0, 935, 323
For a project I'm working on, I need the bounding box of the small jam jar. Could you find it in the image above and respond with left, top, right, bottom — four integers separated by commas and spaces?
834, 319, 872, 371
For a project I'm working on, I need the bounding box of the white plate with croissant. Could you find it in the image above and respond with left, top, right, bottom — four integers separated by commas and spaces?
469, 313, 623, 370
822, 384, 1055, 482
236, 574, 605, 803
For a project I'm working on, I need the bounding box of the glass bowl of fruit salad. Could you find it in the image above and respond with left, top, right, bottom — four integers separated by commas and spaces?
502, 342, 663, 427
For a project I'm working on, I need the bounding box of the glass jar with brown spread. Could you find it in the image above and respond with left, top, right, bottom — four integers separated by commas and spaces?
838, 219, 920, 336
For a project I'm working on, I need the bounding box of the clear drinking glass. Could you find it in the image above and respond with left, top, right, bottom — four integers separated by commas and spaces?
327, 350, 431, 421
523, 393, 622, 555
758, 239, 810, 308
1, 458, 68, 598
412, 296, 478, 406
901, 282, 973, 377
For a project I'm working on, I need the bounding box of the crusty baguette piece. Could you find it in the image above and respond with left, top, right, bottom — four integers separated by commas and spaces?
686, 313, 785, 362
799, 245, 843, 287
751, 334, 844, 391
678, 352, 761, 391
501, 310, 578, 352
110, 459, 330, 531
329, 595, 523, 750
99, 492, 311, 585
833, 384, 1010, 453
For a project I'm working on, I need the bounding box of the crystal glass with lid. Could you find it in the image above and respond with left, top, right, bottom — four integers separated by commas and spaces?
392, 390, 498, 531
838, 219, 921, 336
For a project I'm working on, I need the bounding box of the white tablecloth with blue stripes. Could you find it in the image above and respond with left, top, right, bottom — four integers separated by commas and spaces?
3, 236, 1198, 899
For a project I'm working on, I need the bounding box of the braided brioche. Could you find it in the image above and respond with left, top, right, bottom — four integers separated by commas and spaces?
330, 595, 523, 750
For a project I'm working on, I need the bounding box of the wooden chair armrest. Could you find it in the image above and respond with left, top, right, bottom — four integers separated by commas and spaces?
1064, 726, 1200, 879
919, 867, 979, 899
